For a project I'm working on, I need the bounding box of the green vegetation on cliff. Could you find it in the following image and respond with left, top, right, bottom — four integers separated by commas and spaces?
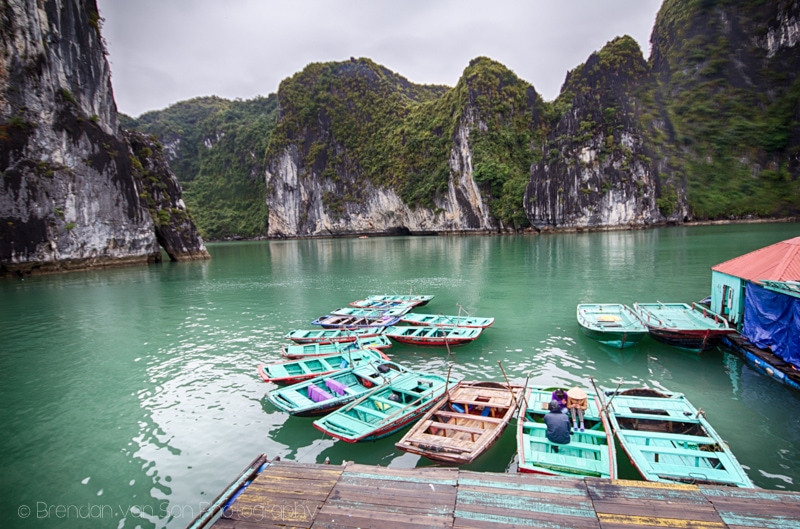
124, 95, 278, 239
651, 0, 800, 218
267, 56, 541, 228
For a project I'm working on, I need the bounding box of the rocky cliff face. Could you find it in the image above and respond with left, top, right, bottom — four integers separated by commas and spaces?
525, 36, 680, 230
0, 0, 208, 275
264, 57, 538, 237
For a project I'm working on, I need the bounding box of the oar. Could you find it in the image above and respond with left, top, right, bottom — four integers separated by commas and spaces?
497, 361, 520, 411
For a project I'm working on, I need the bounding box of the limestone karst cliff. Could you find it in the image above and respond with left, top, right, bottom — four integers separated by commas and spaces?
525, 36, 677, 230
264, 57, 541, 237
0, 0, 208, 276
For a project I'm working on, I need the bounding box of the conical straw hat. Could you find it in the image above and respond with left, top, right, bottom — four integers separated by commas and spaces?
567, 387, 587, 399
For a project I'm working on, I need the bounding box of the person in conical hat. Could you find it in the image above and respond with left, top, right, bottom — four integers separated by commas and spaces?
566, 387, 588, 432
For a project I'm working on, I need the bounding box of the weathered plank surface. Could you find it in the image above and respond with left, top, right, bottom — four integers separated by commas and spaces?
454, 471, 599, 529
204, 457, 800, 529
312, 463, 457, 529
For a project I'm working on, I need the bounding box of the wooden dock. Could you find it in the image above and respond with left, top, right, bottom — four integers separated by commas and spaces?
188, 455, 800, 529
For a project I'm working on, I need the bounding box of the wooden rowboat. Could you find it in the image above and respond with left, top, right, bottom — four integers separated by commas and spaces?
348, 299, 422, 310
280, 335, 392, 359
265, 361, 407, 416
516, 387, 617, 478
284, 327, 386, 345
312, 371, 453, 442
257, 348, 388, 385
383, 325, 482, 346
330, 306, 414, 317
399, 313, 494, 328
394, 381, 523, 465
351, 294, 434, 307
604, 388, 754, 488
633, 302, 735, 352
576, 303, 648, 349
311, 314, 401, 329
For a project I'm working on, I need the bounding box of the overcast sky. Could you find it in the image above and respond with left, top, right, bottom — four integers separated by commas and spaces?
97, 0, 664, 118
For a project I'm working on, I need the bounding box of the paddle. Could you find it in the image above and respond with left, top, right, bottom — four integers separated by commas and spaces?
497, 361, 520, 411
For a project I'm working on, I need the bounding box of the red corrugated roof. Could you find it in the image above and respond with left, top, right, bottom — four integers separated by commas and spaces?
712, 236, 800, 282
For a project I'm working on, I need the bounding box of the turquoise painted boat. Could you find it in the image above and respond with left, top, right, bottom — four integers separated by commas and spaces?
312, 371, 454, 442
383, 325, 482, 346
353, 294, 434, 307
284, 327, 386, 345
399, 313, 494, 328
517, 387, 617, 478
330, 305, 414, 317
604, 388, 755, 488
348, 299, 422, 310
257, 348, 388, 385
280, 335, 392, 359
311, 313, 401, 329
265, 361, 407, 416
633, 302, 735, 352
576, 303, 648, 348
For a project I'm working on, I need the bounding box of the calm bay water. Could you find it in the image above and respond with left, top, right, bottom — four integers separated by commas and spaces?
2, 222, 800, 528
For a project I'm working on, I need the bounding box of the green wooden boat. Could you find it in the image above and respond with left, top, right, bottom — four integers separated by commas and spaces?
383, 325, 483, 346
284, 326, 386, 345
257, 348, 388, 385
576, 303, 648, 348
265, 361, 407, 416
312, 371, 454, 442
354, 294, 434, 307
517, 387, 617, 478
330, 305, 415, 317
399, 313, 494, 328
280, 335, 392, 359
605, 388, 755, 488
633, 302, 735, 352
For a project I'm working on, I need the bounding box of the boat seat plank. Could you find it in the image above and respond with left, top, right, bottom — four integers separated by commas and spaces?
619, 430, 714, 445
400, 432, 473, 453
523, 421, 608, 441
435, 410, 504, 423
450, 399, 510, 409
429, 421, 486, 436
526, 436, 604, 455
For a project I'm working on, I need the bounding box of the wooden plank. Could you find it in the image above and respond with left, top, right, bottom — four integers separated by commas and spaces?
587, 479, 710, 504
592, 499, 722, 522
433, 410, 505, 423
313, 503, 452, 529
343, 463, 459, 483
596, 513, 725, 528
458, 471, 591, 497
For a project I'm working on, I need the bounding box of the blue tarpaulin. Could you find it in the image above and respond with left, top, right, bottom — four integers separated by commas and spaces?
743, 282, 800, 368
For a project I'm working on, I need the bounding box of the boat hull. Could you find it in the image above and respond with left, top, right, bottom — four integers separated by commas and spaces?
633, 302, 735, 352
257, 349, 388, 385
285, 327, 385, 345
579, 326, 648, 349
400, 313, 494, 328
576, 304, 648, 349
266, 361, 407, 416
395, 381, 523, 465
517, 387, 617, 479
646, 327, 731, 352
313, 373, 452, 442
605, 388, 754, 488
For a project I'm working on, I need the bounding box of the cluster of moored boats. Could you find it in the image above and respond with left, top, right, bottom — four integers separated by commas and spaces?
576, 302, 735, 351
257, 294, 754, 487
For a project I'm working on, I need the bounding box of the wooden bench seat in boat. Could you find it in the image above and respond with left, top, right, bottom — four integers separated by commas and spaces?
428, 421, 486, 436
618, 429, 715, 446
434, 410, 504, 423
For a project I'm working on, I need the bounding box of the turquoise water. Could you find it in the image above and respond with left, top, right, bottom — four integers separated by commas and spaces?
1, 223, 799, 528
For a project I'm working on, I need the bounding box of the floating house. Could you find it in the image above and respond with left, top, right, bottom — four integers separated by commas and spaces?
711, 236, 800, 384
